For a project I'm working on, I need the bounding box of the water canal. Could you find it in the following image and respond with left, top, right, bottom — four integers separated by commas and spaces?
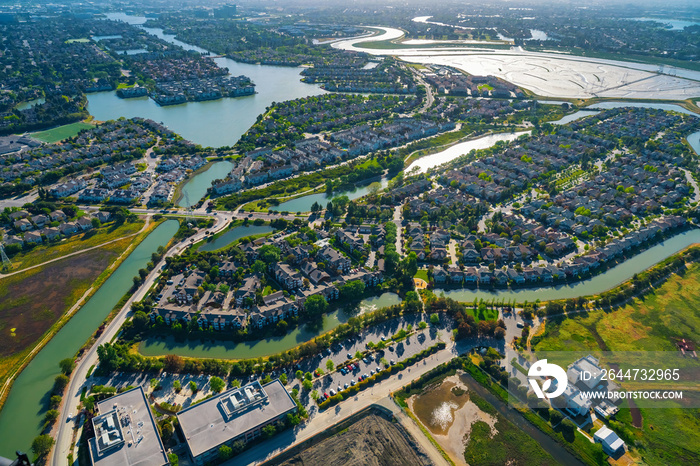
269, 177, 389, 213
177, 160, 235, 208
442, 229, 700, 303
405, 131, 530, 174
138, 292, 401, 359
0, 220, 179, 458
198, 224, 274, 252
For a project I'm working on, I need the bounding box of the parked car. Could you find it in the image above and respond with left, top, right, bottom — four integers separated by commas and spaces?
351, 379, 356, 386
347, 353, 352, 359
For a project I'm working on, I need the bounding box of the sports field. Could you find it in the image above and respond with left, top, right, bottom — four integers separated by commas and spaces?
30, 121, 95, 143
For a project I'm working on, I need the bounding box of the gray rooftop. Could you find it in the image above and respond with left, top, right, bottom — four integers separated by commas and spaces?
89, 387, 168, 466
177, 379, 296, 458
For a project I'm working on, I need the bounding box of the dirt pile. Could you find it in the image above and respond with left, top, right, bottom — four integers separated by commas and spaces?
279, 414, 432, 466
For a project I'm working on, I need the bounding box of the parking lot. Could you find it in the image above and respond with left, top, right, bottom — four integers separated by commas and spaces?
291, 316, 448, 402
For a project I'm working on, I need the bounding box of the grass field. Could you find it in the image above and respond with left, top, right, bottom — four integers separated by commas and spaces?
0, 237, 133, 389
533, 263, 700, 465
465, 392, 558, 466
30, 121, 95, 143
6, 220, 144, 271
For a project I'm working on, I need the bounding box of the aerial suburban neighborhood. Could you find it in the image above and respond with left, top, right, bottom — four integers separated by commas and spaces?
0, 1, 699, 466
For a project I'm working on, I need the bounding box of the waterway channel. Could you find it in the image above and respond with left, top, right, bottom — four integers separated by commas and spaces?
178, 160, 235, 208
269, 177, 389, 213
138, 292, 402, 359
441, 229, 700, 303
0, 220, 179, 458
405, 131, 530, 174
198, 224, 273, 252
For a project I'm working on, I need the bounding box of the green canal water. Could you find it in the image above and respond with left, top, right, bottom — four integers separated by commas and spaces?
443, 229, 700, 302
138, 292, 401, 359
198, 224, 274, 252
0, 220, 179, 458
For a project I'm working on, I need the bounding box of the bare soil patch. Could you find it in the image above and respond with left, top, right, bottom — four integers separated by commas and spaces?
279, 413, 432, 466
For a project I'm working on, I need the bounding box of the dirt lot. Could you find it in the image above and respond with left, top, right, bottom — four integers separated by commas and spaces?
0, 246, 121, 357
278, 413, 432, 466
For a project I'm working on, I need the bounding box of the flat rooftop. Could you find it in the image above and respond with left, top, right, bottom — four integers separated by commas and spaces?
89, 387, 168, 466
177, 379, 296, 458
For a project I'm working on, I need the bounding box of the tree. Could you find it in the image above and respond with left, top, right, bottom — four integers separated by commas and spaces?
97, 343, 121, 372
168, 453, 179, 466
59, 358, 75, 375
163, 354, 184, 373
50, 395, 62, 409
279, 373, 288, 385
218, 445, 233, 461
302, 379, 313, 391
173, 380, 181, 392
326, 360, 334, 372
132, 311, 148, 331
251, 260, 266, 274
189, 381, 198, 393
258, 245, 281, 264
91, 217, 101, 228
430, 313, 440, 325
311, 390, 319, 400
494, 327, 506, 339
419, 321, 427, 330
54, 374, 69, 394
304, 294, 328, 318
210, 376, 225, 393
549, 409, 564, 425
295, 370, 303, 380
31, 435, 54, 458
262, 424, 277, 438
44, 409, 59, 425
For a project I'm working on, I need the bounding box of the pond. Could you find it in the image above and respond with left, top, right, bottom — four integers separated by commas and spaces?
269, 177, 389, 213
440, 229, 700, 303
405, 131, 530, 174
138, 292, 401, 359
198, 224, 274, 252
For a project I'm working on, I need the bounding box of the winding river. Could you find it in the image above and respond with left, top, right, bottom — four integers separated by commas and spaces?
0, 220, 179, 458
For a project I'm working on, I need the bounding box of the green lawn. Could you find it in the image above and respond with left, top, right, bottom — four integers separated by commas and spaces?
30, 121, 95, 143
414, 269, 429, 282
533, 263, 700, 465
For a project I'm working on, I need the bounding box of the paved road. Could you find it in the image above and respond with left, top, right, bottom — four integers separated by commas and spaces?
50, 213, 231, 466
